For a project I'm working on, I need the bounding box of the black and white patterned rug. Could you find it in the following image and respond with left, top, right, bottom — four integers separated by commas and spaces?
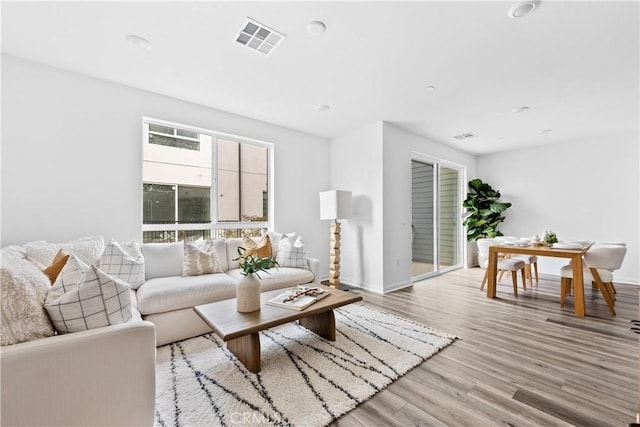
155, 303, 456, 427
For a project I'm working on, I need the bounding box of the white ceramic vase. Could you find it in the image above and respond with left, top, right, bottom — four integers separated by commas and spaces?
236, 275, 261, 313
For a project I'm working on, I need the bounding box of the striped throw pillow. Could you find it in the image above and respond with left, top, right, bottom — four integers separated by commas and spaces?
183, 240, 223, 276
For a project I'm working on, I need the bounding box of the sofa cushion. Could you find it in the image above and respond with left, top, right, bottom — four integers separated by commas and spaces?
129, 289, 143, 322
24, 236, 105, 267
1, 247, 56, 345
183, 240, 223, 276
141, 242, 183, 280
226, 267, 314, 292
100, 240, 145, 289
212, 239, 229, 272
45, 265, 132, 334
136, 273, 238, 315
225, 238, 245, 271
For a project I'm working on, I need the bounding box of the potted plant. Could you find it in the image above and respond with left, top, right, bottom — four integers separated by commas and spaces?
462, 179, 512, 266
233, 247, 278, 313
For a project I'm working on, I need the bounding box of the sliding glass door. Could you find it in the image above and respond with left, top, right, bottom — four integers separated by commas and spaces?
411, 156, 463, 280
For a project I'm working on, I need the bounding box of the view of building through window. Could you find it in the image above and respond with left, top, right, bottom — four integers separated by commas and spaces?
142, 120, 270, 243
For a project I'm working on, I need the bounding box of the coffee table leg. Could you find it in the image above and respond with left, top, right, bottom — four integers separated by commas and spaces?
299, 310, 336, 341
226, 333, 261, 373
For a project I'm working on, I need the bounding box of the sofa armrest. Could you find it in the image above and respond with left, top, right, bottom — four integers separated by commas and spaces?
1, 321, 156, 427
306, 256, 321, 284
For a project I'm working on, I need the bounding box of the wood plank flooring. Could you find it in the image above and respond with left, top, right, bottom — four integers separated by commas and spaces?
332, 268, 639, 426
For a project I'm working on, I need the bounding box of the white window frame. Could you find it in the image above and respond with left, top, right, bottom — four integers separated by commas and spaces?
141, 117, 274, 237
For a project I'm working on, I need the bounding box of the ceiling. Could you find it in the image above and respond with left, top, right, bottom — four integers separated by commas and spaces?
2, 1, 638, 155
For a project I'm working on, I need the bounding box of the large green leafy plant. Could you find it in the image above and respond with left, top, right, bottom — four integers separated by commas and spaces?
462, 178, 512, 242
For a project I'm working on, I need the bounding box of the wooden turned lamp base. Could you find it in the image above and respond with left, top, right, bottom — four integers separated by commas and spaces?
328, 220, 341, 289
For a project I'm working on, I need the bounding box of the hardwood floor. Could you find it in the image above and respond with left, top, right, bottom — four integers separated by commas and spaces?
333, 268, 639, 426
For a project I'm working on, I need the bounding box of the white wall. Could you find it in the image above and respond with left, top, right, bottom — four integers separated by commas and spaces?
381, 123, 478, 292
328, 121, 478, 293
1, 55, 330, 269
328, 123, 385, 292
478, 131, 639, 284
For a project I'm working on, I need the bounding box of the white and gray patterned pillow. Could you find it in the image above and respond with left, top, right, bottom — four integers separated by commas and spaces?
99, 240, 145, 289
45, 265, 132, 334
183, 240, 223, 276
275, 235, 307, 268
266, 231, 298, 258
47, 254, 89, 302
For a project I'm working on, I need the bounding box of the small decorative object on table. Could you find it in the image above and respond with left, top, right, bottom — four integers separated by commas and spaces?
542, 230, 558, 245
234, 246, 278, 313
266, 286, 330, 310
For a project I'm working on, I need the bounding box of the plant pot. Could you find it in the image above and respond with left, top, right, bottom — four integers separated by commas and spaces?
236, 275, 261, 313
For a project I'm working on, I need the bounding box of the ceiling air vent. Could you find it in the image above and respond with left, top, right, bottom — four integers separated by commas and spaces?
453, 133, 477, 140
236, 18, 286, 55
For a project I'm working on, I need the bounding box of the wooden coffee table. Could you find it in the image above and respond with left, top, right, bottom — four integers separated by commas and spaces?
194, 286, 362, 373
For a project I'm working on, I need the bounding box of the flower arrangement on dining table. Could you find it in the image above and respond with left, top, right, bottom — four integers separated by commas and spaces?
542, 230, 558, 244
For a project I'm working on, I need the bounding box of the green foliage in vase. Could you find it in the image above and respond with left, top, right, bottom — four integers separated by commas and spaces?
543, 230, 558, 244
462, 178, 512, 242
233, 246, 278, 278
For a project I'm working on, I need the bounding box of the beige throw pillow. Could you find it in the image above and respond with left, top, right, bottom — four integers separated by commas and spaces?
243, 235, 272, 259
183, 240, 223, 276
42, 249, 70, 284
1, 248, 56, 346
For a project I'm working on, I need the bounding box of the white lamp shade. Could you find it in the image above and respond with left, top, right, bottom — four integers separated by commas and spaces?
319, 190, 352, 220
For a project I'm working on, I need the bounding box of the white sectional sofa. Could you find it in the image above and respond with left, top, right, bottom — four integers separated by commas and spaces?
138, 237, 319, 345
1, 235, 318, 426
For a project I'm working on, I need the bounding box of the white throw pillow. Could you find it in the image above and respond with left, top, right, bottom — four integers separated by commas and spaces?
45, 265, 132, 334
25, 236, 105, 267
267, 231, 298, 258
275, 235, 307, 268
99, 240, 145, 289
183, 240, 223, 276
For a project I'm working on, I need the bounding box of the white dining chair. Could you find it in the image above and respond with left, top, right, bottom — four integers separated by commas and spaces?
592, 242, 625, 293
565, 242, 626, 293
559, 244, 626, 315
495, 236, 539, 287
477, 238, 527, 297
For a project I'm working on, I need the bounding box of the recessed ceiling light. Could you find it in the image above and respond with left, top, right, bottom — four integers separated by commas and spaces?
453, 133, 477, 140
508, 1, 539, 18
308, 21, 326, 34
125, 34, 151, 50
317, 104, 330, 112
425, 85, 436, 91
538, 128, 552, 134
511, 106, 530, 114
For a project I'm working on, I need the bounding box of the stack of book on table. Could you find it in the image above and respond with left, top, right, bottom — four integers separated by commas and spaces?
266, 286, 330, 310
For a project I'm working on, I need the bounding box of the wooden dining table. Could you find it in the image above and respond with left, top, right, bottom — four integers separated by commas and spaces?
486, 243, 592, 317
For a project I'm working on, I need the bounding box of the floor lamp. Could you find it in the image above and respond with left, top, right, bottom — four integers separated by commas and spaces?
319, 190, 352, 289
